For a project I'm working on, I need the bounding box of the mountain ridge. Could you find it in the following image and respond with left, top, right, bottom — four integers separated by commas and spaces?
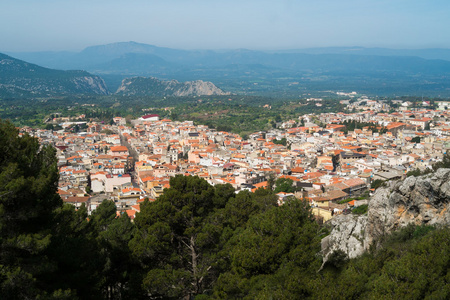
0, 53, 108, 97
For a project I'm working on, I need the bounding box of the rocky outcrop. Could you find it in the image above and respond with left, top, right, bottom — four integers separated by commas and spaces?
321, 168, 450, 263
116, 76, 229, 97
71, 76, 109, 95
321, 214, 367, 260
172, 80, 228, 97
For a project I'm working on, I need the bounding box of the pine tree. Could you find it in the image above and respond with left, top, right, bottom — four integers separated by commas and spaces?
130, 176, 234, 299
0, 119, 67, 298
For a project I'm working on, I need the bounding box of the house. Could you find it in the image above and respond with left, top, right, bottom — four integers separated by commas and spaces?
309, 189, 348, 207
151, 185, 165, 199
139, 114, 159, 122
372, 170, 403, 181
339, 151, 367, 164
57, 189, 71, 200
311, 206, 333, 222
341, 178, 367, 196
113, 117, 126, 125
105, 174, 132, 193
276, 192, 296, 205
409, 118, 431, 130
323, 189, 348, 202
251, 181, 268, 192
109, 145, 129, 157
325, 177, 367, 196
64, 196, 90, 210
118, 187, 143, 202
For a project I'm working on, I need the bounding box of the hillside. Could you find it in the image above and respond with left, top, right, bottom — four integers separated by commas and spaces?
0, 53, 109, 97
116, 76, 229, 97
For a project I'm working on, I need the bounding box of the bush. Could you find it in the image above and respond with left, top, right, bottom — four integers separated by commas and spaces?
352, 204, 368, 215
371, 179, 385, 189
338, 198, 354, 204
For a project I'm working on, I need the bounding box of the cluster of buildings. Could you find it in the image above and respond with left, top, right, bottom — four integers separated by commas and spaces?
25, 99, 450, 222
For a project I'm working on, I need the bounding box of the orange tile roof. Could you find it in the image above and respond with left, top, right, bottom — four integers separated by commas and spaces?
122, 187, 141, 193
110, 146, 128, 152
131, 204, 141, 212
125, 210, 136, 219
279, 175, 300, 182
291, 167, 305, 173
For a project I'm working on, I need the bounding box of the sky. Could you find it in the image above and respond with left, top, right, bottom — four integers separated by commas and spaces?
1, 0, 450, 52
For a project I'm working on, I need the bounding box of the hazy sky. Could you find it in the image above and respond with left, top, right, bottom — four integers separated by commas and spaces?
2, 0, 450, 52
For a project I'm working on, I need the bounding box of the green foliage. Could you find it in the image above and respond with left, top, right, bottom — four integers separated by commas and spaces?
272, 137, 287, 146
214, 199, 321, 299
411, 136, 421, 143
0, 94, 345, 134
324, 249, 349, 270
352, 204, 368, 215
406, 168, 428, 177
0, 120, 71, 298
407, 153, 450, 177
341, 119, 381, 134
316, 225, 449, 299
337, 191, 371, 204
90, 200, 117, 233
131, 175, 230, 298
370, 179, 385, 189
97, 212, 137, 299
432, 152, 450, 171
224, 189, 277, 230
274, 177, 295, 193
337, 198, 353, 204
47, 203, 103, 299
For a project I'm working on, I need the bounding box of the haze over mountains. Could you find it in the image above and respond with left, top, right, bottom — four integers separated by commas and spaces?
9, 41, 450, 70
4, 41, 450, 97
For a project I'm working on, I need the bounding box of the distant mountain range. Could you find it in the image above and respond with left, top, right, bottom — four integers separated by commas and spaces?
9, 42, 450, 70
0, 53, 108, 97
4, 42, 450, 97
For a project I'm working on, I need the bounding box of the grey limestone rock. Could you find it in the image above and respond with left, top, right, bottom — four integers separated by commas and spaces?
116, 77, 229, 97
321, 168, 450, 263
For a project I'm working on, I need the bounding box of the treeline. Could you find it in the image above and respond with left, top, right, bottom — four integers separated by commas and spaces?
1, 119, 449, 299
0, 94, 345, 135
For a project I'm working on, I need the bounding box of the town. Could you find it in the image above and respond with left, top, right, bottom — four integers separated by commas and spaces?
24, 97, 450, 222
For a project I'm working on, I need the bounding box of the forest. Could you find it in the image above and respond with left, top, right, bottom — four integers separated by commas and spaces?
1, 119, 449, 299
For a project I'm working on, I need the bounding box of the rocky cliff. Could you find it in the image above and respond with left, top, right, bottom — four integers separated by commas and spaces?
321, 168, 450, 263
115, 76, 229, 97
